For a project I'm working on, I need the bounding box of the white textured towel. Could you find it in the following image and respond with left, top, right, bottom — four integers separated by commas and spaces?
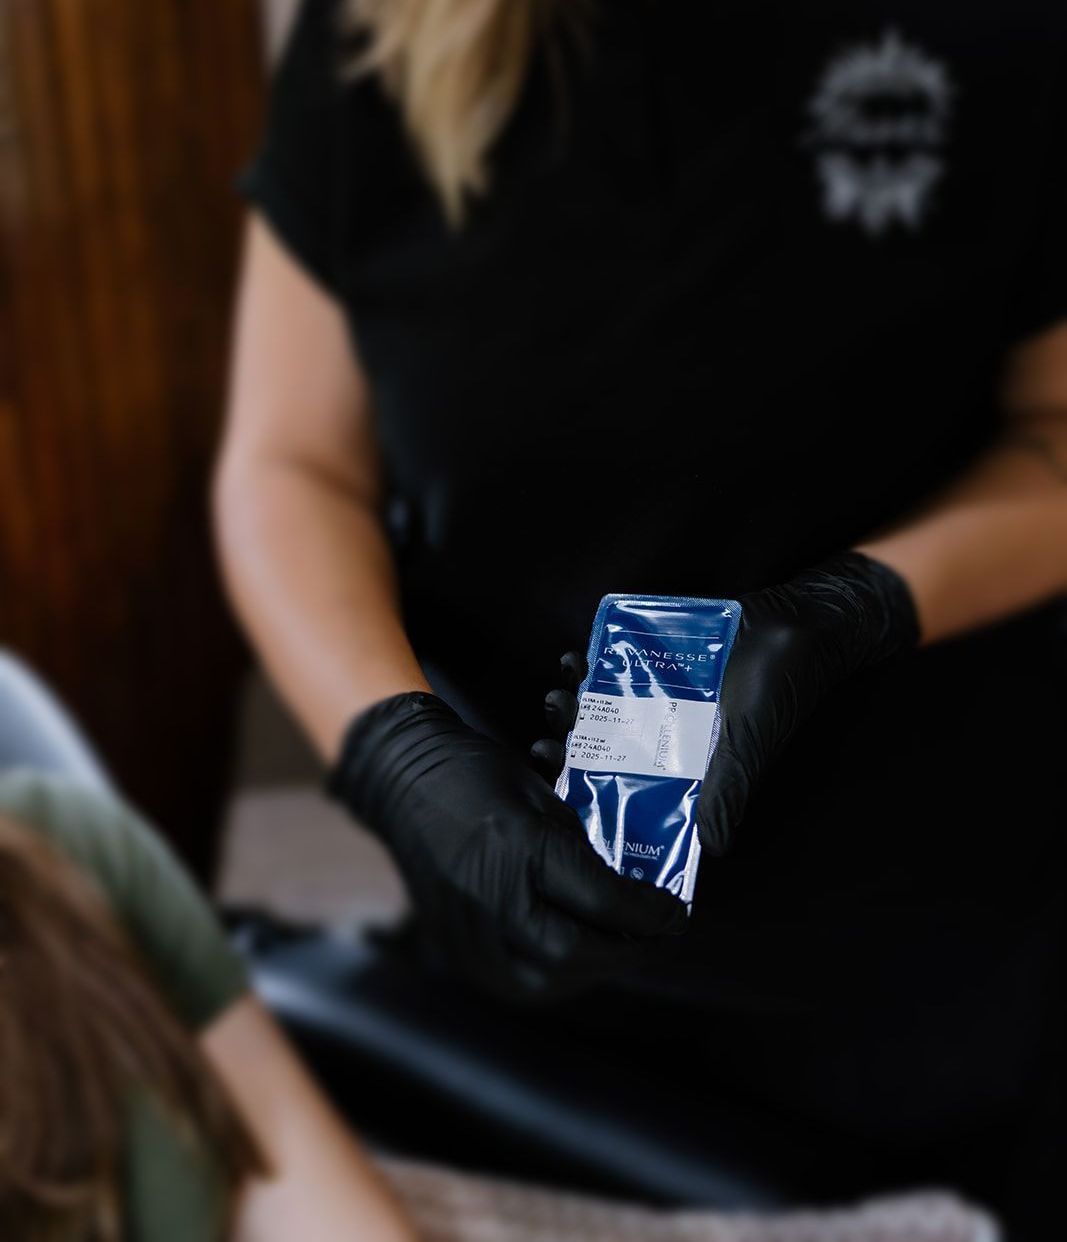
378, 1157, 999, 1242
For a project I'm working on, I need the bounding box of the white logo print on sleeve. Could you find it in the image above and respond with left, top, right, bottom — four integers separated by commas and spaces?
804, 28, 954, 236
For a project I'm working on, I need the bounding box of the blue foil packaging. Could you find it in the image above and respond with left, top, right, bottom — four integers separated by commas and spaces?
555, 595, 741, 906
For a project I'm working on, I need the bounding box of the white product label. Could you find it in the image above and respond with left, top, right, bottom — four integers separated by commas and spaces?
566, 692, 718, 781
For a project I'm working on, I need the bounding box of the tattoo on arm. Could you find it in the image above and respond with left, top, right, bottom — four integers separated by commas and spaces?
1002, 431, 1067, 486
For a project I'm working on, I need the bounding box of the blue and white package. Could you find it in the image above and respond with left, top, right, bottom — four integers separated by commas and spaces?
555, 594, 741, 906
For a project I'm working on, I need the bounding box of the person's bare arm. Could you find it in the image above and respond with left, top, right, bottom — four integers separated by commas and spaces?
857, 321, 1067, 643
214, 216, 431, 761
200, 995, 417, 1242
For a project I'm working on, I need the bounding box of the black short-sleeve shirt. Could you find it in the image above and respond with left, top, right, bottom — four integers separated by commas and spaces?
240, 0, 1067, 748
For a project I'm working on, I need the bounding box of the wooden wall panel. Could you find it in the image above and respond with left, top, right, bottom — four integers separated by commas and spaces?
0, 0, 265, 876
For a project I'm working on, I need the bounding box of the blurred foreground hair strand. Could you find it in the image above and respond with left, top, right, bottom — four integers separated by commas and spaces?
0, 815, 264, 1241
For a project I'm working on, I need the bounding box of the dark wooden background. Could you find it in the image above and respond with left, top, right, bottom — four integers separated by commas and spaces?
0, 0, 265, 876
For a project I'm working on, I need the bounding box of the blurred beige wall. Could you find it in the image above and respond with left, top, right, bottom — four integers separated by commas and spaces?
262, 0, 302, 61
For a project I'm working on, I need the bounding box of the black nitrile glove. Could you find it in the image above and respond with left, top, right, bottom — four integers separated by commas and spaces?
327, 691, 689, 1001
531, 551, 920, 859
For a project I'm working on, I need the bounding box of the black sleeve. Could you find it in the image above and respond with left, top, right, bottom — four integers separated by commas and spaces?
237, 0, 348, 293
1003, 67, 1067, 346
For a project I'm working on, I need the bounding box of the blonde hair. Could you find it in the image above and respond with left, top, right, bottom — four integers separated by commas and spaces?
343, 0, 566, 222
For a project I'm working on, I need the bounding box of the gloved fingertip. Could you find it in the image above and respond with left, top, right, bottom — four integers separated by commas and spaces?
529, 738, 565, 783
695, 803, 733, 858
619, 877, 690, 936
544, 687, 578, 738
559, 650, 587, 691
652, 892, 691, 936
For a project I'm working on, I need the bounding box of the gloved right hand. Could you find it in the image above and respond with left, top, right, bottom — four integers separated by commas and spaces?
326, 690, 689, 1002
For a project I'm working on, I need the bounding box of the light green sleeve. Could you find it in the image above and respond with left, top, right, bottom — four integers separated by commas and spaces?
0, 768, 248, 1030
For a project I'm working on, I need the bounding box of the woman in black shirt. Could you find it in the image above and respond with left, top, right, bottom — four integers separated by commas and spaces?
216, 2, 1067, 1234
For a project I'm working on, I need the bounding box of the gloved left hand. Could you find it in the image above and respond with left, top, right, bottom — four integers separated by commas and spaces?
532, 550, 920, 859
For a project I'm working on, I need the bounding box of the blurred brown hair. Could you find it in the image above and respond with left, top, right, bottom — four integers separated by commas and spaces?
344, 0, 572, 222
0, 813, 265, 1241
